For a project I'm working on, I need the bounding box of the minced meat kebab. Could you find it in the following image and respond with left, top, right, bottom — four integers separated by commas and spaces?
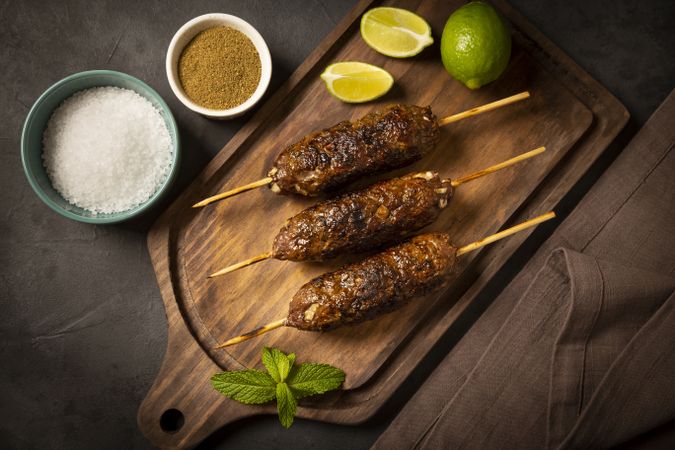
193, 91, 530, 207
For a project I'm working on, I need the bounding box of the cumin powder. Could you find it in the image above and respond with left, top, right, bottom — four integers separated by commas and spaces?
178, 26, 261, 110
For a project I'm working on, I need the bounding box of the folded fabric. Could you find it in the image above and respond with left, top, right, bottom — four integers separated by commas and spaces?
407, 249, 674, 449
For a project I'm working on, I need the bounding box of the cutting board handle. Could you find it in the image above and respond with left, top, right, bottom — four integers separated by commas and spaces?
137, 304, 266, 449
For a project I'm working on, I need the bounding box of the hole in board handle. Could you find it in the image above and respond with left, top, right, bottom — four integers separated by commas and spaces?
160, 408, 185, 433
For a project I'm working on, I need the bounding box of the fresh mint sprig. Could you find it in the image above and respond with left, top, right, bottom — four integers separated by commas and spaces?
211, 347, 345, 428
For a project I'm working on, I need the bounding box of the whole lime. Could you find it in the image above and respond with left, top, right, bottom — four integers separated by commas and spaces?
440, 2, 511, 89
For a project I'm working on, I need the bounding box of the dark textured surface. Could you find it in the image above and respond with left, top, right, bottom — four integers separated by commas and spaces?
0, 0, 673, 449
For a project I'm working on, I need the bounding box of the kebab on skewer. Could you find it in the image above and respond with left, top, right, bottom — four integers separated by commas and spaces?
215, 211, 556, 347
209, 147, 545, 278
193, 91, 530, 207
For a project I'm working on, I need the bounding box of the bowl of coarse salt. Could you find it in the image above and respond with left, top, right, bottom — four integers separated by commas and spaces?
21, 70, 180, 224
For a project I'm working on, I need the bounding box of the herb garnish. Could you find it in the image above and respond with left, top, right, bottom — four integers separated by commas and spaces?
211, 347, 345, 428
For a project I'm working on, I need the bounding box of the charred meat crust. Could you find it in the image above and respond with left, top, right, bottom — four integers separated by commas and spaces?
269, 104, 440, 196
286, 233, 457, 331
272, 172, 453, 261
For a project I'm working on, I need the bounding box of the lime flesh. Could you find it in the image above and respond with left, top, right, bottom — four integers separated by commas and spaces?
320, 62, 394, 103
360, 7, 433, 58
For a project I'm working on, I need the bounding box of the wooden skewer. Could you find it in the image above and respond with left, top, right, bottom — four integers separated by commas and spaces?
438, 91, 530, 126
449, 146, 545, 187
208, 147, 546, 279
214, 211, 556, 348
456, 211, 556, 256
192, 91, 531, 208
208, 252, 273, 278
192, 177, 273, 208
216, 319, 287, 348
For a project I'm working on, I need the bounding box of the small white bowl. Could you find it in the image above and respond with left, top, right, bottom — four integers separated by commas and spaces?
166, 13, 272, 119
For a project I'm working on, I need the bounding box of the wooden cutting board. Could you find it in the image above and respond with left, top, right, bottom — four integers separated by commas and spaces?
138, 0, 628, 448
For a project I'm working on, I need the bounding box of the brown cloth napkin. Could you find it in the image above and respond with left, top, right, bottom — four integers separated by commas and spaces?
373, 89, 675, 450
409, 249, 674, 449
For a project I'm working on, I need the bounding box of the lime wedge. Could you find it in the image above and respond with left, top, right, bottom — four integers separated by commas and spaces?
360, 7, 433, 58
320, 62, 394, 103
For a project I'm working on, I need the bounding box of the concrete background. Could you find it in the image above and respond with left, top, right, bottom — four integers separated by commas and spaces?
1, 0, 674, 448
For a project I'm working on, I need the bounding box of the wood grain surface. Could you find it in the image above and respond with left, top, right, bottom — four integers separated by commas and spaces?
137, 0, 628, 448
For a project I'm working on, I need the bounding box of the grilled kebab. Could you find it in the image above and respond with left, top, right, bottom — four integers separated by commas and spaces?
268, 104, 440, 196
287, 232, 456, 331
193, 92, 530, 207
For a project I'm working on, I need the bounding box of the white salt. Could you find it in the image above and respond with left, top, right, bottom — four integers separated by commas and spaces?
42, 86, 173, 214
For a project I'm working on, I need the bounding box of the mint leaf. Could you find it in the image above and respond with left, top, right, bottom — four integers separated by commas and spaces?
211, 370, 276, 404
211, 348, 345, 429
287, 363, 345, 399
262, 347, 292, 383
276, 383, 297, 428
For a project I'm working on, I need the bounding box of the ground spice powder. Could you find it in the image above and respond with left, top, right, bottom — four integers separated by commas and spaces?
178, 26, 261, 110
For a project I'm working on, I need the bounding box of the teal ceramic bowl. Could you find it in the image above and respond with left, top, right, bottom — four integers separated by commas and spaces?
21, 70, 180, 224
